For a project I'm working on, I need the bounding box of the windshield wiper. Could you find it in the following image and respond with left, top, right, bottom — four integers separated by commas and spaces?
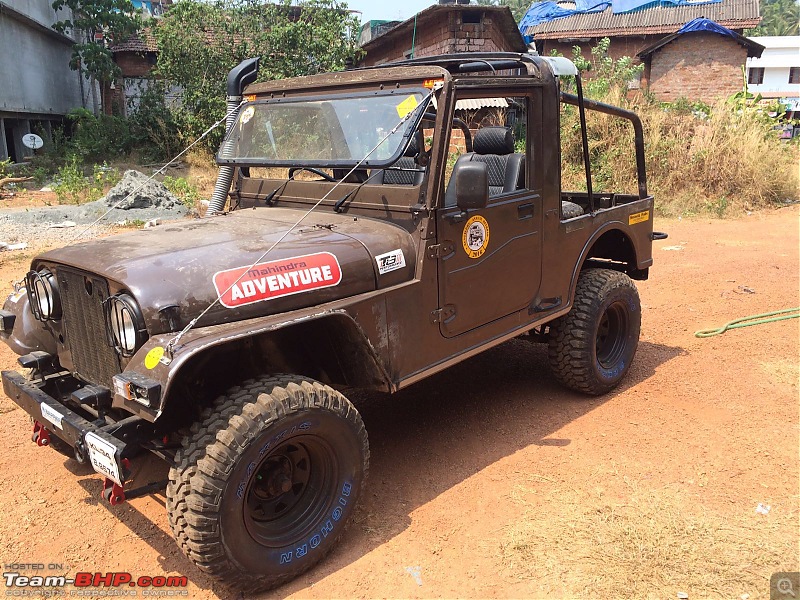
333, 171, 382, 213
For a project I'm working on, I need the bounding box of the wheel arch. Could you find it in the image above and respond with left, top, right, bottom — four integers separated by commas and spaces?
156, 313, 392, 424
568, 224, 646, 306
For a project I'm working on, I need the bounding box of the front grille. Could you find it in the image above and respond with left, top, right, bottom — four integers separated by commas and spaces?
56, 267, 120, 387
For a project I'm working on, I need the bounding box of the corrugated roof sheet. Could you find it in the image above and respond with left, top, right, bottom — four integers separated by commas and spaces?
525, 0, 760, 38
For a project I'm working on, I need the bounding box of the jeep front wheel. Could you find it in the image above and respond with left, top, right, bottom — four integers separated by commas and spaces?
548, 268, 641, 395
166, 375, 369, 592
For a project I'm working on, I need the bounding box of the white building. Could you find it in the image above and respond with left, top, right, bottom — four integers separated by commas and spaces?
745, 36, 800, 109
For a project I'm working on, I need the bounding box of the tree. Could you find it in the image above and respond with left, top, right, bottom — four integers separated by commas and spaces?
51, 0, 141, 85
153, 0, 362, 147
748, 0, 800, 35
475, 0, 536, 22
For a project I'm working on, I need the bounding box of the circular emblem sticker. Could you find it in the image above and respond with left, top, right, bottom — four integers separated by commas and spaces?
462, 215, 490, 259
144, 346, 165, 370
240, 106, 255, 124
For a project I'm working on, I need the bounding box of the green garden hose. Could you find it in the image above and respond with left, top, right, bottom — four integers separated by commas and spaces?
695, 307, 800, 338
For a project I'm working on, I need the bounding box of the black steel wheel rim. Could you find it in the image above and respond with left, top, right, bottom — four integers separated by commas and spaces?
243, 435, 337, 546
596, 300, 630, 369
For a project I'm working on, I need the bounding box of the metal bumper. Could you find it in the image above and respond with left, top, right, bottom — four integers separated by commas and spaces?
2, 370, 128, 485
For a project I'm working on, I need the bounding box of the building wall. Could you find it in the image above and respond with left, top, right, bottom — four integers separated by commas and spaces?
0, 0, 91, 160
361, 10, 519, 66
535, 36, 658, 65
746, 36, 800, 99
647, 33, 748, 102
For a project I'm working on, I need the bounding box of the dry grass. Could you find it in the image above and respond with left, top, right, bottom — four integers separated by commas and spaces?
560, 89, 800, 217
502, 477, 799, 599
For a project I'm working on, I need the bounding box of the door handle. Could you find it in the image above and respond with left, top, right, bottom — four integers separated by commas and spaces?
517, 202, 534, 219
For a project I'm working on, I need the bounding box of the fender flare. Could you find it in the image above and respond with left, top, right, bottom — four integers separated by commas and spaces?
120, 310, 394, 422
567, 221, 644, 306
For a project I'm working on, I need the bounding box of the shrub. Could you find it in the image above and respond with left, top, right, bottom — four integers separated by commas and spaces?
52, 157, 120, 205
128, 81, 184, 162
163, 175, 201, 208
66, 108, 133, 161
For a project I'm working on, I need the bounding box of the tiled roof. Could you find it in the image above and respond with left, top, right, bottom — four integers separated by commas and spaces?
111, 29, 157, 52
525, 0, 760, 39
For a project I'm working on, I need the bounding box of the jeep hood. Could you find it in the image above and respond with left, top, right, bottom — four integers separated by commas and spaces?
34, 208, 416, 333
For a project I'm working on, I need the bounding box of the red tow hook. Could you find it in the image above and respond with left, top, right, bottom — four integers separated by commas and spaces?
102, 458, 131, 506
32, 421, 51, 447
102, 479, 126, 505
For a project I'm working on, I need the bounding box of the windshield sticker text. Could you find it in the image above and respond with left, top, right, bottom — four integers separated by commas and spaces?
214, 252, 342, 309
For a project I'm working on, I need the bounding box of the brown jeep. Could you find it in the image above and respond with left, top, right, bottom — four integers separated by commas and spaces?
0, 53, 662, 591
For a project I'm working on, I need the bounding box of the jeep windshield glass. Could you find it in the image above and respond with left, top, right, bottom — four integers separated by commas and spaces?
217, 91, 428, 168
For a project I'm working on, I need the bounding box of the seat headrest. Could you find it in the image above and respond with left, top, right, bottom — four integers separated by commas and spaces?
473, 126, 515, 155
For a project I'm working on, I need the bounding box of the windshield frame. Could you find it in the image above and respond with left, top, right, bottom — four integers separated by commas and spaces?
216, 88, 432, 170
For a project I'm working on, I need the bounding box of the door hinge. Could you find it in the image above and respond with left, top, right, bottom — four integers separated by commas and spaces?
427, 241, 455, 259
430, 304, 456, 324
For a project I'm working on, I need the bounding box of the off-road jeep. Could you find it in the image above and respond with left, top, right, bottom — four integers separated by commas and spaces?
1, 52, 662, 591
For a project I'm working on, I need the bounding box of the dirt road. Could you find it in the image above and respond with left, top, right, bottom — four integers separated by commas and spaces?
0, 208, 797, 599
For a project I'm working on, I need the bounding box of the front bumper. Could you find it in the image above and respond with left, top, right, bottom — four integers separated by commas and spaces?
2, 370, 128, 485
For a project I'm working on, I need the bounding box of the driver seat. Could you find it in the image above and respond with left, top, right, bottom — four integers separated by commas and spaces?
444, 126, 524, 207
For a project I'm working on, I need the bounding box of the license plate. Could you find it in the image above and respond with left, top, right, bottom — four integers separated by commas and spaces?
40, 403, 64, 430
84, 432, 123, 485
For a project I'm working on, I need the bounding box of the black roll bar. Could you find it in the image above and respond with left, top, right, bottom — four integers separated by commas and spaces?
561, 91, 649, 202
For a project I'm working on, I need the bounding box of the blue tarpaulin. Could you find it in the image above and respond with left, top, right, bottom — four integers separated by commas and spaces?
519, 0, 724, 31
519, 0, 609, 32
676, 17, 737, 37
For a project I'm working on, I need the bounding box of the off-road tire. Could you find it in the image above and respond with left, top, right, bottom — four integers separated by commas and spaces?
548, 268, 640, 395
166, 375, 369, 592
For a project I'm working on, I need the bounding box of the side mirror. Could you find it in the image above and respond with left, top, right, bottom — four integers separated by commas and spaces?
455, 161, 489, 211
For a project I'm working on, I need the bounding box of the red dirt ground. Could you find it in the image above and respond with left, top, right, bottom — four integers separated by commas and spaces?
0, 207, 797, 599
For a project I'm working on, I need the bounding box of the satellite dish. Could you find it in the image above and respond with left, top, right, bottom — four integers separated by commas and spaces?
22, 133, 44, 150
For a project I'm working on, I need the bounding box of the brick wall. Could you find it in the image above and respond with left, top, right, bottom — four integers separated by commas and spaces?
362, 11, 519, 66
115, 52, 155, 78
536, 36, 656, 65
536, 33, 748, 102
647, 33, 747, 102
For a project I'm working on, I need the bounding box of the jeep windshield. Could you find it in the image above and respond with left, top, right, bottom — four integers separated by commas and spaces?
217, 90, 429, 169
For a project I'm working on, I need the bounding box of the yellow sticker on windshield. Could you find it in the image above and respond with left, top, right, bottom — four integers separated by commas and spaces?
144, 346, 165, 370
396, 95, 419, 118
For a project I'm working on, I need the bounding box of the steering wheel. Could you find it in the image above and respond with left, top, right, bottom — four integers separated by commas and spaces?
288, 167, 336, 182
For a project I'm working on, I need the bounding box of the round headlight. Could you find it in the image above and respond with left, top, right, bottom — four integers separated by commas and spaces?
105, 294, 147, 356
25, 269, 61, 321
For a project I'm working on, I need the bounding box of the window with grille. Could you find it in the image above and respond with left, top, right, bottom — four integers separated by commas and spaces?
789, 67, 800, 84
748, 67, 764, 85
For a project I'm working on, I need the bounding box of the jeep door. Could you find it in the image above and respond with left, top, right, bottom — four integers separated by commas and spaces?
436, 89, 543, 337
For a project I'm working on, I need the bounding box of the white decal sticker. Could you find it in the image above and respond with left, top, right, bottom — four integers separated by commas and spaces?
40, 403, 64, 430
375, 249, 406, 275
240, 106, 255, 124
85, 432, 123, 485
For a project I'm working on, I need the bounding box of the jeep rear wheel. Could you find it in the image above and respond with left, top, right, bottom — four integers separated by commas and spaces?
166, 375, 369, 592
548, 268, 641, 395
